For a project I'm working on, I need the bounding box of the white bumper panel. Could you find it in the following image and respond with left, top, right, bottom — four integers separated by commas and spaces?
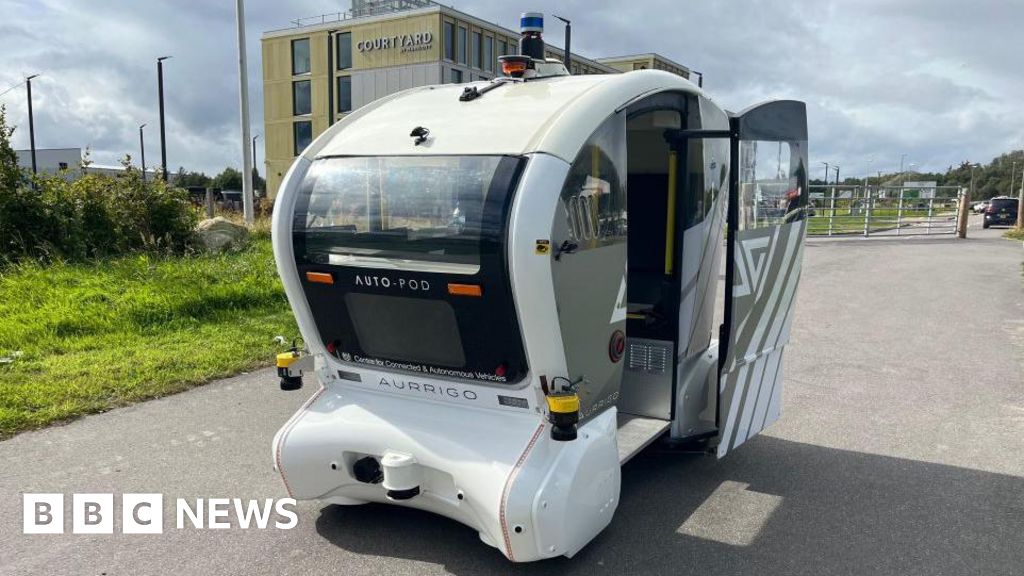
273, 382, 620, 562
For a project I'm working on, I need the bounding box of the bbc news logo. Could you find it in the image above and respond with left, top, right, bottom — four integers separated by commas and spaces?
23, 494, 298, 534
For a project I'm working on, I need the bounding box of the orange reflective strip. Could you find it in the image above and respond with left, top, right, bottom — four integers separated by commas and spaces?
306, 272, 334, 285
448, 283, 483, 297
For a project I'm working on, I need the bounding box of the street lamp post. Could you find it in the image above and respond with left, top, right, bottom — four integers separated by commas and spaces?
833, 165, 840, 185
139, 123, 147, 181
235, 0, 255, 224
25, 74, 40, 176
906, 163, 917, 185
157, 56, 172, 181
821, 161, 830, 183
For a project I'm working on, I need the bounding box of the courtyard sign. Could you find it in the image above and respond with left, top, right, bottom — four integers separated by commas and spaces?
357, 32, 433, 54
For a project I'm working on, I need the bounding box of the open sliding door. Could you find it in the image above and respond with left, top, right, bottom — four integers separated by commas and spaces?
715, 100, 808, 458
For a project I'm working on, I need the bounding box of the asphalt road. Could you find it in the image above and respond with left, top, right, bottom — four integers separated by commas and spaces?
2, 217, 1022, 576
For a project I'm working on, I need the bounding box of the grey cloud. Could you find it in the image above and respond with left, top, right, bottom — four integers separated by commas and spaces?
1, 0, 1022, 178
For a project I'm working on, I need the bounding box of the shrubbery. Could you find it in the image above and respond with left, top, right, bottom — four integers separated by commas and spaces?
0, 107, 198, 263
0, 168, 199, 263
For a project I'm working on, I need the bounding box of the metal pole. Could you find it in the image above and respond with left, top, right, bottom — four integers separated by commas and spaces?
959, 165, 978, 238
139, 123, 147, 181
896, 187, 904, 236
863, 188, 872, 237
252, 133, 259, 195
235, 0, 255, 224
828, 186, 835, 236
957, 186, 970, 238
326, 30, 336, 127
1017, 163, 1024, 229
1010, 161, 1017, 198
553, 15, 571, 70
157, 56, 170, 181
26, 75, 39, 176
925, 195, 933, 234
834, 165, 840, 185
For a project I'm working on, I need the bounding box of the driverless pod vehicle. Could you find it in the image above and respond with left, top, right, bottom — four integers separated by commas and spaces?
271, 13, 809, 563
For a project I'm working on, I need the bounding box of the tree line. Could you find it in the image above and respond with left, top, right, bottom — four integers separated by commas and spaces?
810, 150, 1024, 200
175, 166, 266, 196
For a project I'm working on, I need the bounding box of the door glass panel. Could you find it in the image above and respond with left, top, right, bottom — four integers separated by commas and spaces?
738, 140, 807, 229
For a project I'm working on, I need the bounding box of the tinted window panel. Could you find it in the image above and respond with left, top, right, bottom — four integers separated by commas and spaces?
457, 26, 467, 64
292, 38, 310, 75
471, 32, 481, 68
337, 76, 352, 112
483, 36, 493, 72
346, 294, 466, 367
443, 22, 454, 60
293, 80, 311, 116
336, 32, 352, 69
298, 156, 510, 273
293, 121, 312, 156
560, 114, 628, 248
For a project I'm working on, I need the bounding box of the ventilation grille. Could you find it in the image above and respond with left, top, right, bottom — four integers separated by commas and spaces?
626, 341, 669, 374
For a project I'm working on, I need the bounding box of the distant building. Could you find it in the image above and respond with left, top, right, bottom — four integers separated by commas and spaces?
15, 148, 80, 175
261, 0, 694, 196
15, 147, 157, 180
596, 53, 691, 78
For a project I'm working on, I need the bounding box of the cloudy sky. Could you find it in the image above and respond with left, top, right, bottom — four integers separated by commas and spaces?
1, 0, 1022, 180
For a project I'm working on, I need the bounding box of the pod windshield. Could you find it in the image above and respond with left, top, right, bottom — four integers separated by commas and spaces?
296, 156, 511, 274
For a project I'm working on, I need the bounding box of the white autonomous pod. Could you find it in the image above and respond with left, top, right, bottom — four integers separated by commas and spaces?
271, 13, 809, 562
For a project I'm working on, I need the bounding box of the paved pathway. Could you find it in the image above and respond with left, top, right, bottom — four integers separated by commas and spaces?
1, 218, 1021, 575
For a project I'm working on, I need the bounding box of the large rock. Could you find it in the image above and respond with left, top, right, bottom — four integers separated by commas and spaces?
196, 217, 250, 252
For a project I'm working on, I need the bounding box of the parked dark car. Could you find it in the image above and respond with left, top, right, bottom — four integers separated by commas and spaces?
983, 197, 1019, 228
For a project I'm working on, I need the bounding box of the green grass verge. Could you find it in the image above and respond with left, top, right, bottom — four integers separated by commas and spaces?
1004, 228, 1024, 241
0, 236, 297, 437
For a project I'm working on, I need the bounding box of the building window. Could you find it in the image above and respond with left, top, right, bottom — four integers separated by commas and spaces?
58, 162, 68, 170
293, 121, 313, 156
292, 38, 310, 75
337, 76, 352, 112
292, 80, 311, 116
483, 36, 493, 72
470, 31, 481, 68
443, 21, 454, 60
336, 32, 352, 70
457, 26, 467, 64
451, 68, 463, 83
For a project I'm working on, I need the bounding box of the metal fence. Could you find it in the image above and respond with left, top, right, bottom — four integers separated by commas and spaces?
806, 185, 965, 237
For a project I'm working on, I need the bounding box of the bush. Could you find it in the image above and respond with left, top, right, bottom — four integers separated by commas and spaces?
0, 107, 197, 263
0, 169, 199, 263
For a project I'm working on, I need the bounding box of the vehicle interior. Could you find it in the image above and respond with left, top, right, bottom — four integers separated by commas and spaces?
618, 93, 708, 422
